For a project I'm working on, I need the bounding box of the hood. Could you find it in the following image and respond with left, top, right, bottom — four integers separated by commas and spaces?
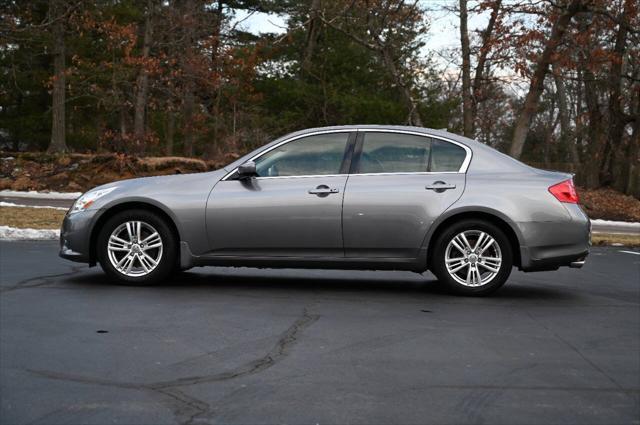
83, 169, 228, 211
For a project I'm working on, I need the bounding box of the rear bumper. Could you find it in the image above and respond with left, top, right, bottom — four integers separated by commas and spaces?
518, 204, 591, 272
521, 248, 589, 272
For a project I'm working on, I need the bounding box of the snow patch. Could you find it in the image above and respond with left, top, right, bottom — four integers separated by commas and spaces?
590, 219, 640, 229
0, 190, 81, 199
0, 226, 60, 240
0, 201, 68, 211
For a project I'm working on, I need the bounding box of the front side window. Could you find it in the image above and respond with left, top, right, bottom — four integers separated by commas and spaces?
254, 133, 350, 177
358, 133, 431, 173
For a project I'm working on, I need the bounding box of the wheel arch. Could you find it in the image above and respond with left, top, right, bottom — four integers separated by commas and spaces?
89, 201, 181, 266
424, 208, 523, 270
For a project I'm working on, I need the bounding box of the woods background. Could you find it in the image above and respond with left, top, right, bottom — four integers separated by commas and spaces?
1, 0, 638, 197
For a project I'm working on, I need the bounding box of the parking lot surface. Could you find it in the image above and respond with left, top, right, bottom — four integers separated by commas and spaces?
1, 241, 639, 424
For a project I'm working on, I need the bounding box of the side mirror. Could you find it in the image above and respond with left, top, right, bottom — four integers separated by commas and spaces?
237, 161, 257, 179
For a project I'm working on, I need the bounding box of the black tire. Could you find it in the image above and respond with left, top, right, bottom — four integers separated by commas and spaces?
97, 209, 178, 285
431, 219, 513, 296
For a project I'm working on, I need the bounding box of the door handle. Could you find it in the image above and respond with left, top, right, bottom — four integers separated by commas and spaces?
309, 185, 339, 195
426, 181, 456, 192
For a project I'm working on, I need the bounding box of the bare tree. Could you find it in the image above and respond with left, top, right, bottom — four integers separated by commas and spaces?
552, 66, 580, 165
459, 0, 502, 138
470, 0, 501, 135
321, 0, 426, 126
509, 0, 586, 159
459, 0, 473, 137
607, 0, 634, 191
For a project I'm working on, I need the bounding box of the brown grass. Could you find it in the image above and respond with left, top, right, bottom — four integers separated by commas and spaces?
0, 207, 66, 229
591, 233, 640, 247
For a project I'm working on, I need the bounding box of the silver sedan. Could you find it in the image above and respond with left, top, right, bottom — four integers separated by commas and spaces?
59, 126, 590, 295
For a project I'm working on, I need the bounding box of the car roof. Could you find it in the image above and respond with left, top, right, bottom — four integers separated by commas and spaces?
278, 124, 489, 149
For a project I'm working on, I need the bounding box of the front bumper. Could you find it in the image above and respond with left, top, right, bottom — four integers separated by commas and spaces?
59, 209, 100, 264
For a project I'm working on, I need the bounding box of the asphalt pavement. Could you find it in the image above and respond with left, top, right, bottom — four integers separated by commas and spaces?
0, 241, 639, 424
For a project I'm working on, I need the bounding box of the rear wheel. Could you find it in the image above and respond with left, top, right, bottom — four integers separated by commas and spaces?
97, 209, 177, 285
432, 219, 513, 296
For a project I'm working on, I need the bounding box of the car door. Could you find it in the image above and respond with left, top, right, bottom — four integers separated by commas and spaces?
342, 131, 469, 259
206, 131, 355, 257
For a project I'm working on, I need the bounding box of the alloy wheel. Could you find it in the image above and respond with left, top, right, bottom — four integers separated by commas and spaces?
107, 221, 163, 277
444, 230, 502, 287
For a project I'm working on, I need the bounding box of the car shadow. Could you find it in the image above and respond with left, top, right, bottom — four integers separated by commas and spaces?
63, 267, 579, 302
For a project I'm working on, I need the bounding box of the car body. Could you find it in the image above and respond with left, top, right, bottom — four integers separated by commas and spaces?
60, 125, 590, 295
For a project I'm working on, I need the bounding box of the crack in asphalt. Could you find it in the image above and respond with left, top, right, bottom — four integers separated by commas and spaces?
0, 266, 84, 294
151, 309, 320, 389
26, 308, 319, 425
154, 388, 211, 425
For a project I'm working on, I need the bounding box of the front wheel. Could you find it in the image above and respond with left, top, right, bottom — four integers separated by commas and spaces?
97, 209, 177, 285
431, 220, 513, 296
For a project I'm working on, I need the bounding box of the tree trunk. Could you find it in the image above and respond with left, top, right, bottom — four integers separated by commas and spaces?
609, 0, 632, 191
509, 0, 584, 159
211, 0, 224, 65
302, 0, 322, 74
459, 0, 473, 137
575, 66, 584, 165
626, 116, 639, 198
181, 0, 196, 157
119, 108, 127, 139
182, 86, 195, 157
166, 111, 175, 156
47, 0, 67, 154
553, 66, 580, 166
583, 67, 608, 189
133, 0, 154, 143
470, 0, 501, 134
543, 108, 559, 168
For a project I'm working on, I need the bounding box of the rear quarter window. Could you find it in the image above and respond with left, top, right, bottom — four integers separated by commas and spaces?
429, 140, 467, 172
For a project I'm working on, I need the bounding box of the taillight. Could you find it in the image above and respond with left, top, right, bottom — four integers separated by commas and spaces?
549, 179, 579, 204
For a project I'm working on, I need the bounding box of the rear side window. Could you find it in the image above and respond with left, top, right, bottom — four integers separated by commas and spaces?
358, 133, 431, 173
429, 140, 467, 172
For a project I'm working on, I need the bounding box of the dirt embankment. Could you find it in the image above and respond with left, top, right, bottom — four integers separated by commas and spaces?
579, 188, 640, 222
1, 152, 639, 222
0, 152, 236, 193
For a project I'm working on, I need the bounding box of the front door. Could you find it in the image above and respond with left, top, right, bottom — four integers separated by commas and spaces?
342, 131, 469, 259
206, 131, 353, 257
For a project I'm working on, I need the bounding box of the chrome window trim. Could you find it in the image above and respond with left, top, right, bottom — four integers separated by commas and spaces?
252, 174, 348, 181
221, 128, 472, 181
350, 171, 462, 177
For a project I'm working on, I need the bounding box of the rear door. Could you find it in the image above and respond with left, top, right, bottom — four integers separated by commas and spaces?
342, 131, 469, 259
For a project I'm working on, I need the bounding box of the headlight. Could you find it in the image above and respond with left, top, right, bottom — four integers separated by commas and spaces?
69, 187, 117, 214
